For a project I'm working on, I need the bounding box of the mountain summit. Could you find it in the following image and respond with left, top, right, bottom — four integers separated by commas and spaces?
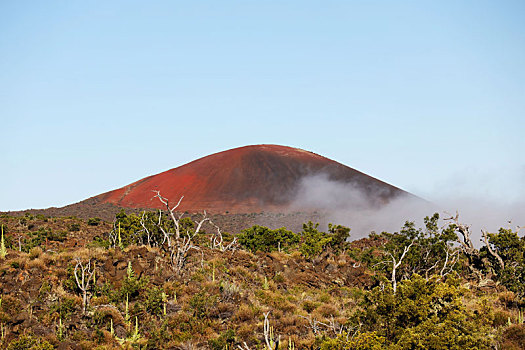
88, 145, 410, 213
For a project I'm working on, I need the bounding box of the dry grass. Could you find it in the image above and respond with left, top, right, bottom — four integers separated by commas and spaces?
235, 304, 255, 322
29, 246, 43, 259
314, 303, 339, 318
27, 257, 45, 269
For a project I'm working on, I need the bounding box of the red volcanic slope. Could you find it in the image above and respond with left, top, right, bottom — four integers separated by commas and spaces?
90, 145, 410, 213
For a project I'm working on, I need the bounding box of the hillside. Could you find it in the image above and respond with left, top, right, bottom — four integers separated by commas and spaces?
85, 145, 411, 213
0, 211, 523, 349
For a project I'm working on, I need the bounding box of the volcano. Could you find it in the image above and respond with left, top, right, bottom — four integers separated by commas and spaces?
86, 145, 412, 214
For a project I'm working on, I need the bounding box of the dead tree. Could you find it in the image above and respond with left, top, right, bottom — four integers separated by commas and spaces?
152, 191, 184, 241
444, 211, 490, 281
74, 259, 95, 314
170, 211, 209, 275
139, 211, 153, 246
299, 314, 347, 337
481, 229, 505, 270
444, 211, 478, 258
210, 222, 238, 252
388, 242, 413, 294
439, 245, 459, 278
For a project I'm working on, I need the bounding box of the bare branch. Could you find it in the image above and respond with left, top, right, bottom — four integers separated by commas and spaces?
209, 220, 238, 252
389, 242, 413, 294
444, 211, 476, 255
263, 311, 280, 350
140, 211, 151, 246
152, 190, 184, 240
440, 246, 458, 278
74, 259, 95, 314
481, 229, 505, 270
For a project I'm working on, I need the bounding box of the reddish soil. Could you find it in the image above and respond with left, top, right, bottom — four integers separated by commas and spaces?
85, 145, 410, 214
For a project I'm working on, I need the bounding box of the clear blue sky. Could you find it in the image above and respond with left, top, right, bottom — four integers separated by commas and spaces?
1, 1, 524, 211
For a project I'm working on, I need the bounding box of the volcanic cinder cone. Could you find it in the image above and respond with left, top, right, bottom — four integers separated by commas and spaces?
88, 145, 411, 213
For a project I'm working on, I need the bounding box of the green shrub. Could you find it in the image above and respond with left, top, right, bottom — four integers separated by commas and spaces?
49, 296, 78, 320
63, 265, 81, 294
320, 331, 384, 350
299, 222, 332, 260
112, 263, 148, 302
7, 333, 54, 350
189, 290, 217, 319
208, 329, 236, 350
47, 230, 67, 242
87, 217, 101, 226
327, 223, 351, 251
354, 274, 492, 349
238, 225, 299, 253
89, 235, 110, 249
69, 223, 81, 232
145, 286, 165, 317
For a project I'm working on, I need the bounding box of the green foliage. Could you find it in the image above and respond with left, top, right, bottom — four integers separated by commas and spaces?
189, 290, 217, 319
320, 331, 384, 350
89, 235, 110, 249
238, 225, 300, 253
484, 228, 525, 299
63, 265, 81, 294
21, 228, 67, 252
372, 214, 459, 283
87, 217, 101, 226
69, 223, 81, 232
50, 296, 78, 320
208, 329, 236, 350
46, 230, 67, 242
22, 231, 46, 252
354, 274, 491, 349
7, 334, 53, 350
112, 209, 190, 248
299, 222, 332, 259
114, 263, 148, 302
145, 286, 165, 317
327, 223, 351, 251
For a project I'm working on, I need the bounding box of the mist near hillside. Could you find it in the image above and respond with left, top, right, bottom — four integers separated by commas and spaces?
289, 174, 525, 243
289, 174, 435, 238
433, 196, 525, 247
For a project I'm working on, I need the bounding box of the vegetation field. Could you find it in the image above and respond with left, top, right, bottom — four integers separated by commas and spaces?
0, 209, 523, 349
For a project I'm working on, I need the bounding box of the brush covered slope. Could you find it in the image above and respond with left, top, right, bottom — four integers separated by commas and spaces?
88, 145, 411, 213
0, 211, 524, 349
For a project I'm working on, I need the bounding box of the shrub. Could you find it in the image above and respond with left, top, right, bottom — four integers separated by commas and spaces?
208, 329, 236, 350
89, 235, 110, 249
69, 223, 81, 232
501, 324, 525, 350
7, 334, 53, 350
115, 264, 148, 301
189, 290, 217, 319
87, 217, 101, 226
355, 274, 492, 349
47, 230, 67, 242
49, 296, 79, 320
320, 331, 384, 350
145, 286, 165, 317
300, 222, 332, 260
327, 223, 351, 251
29, 246, 43, 260
238, 225, 299, 253
302, 300, 319, 313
